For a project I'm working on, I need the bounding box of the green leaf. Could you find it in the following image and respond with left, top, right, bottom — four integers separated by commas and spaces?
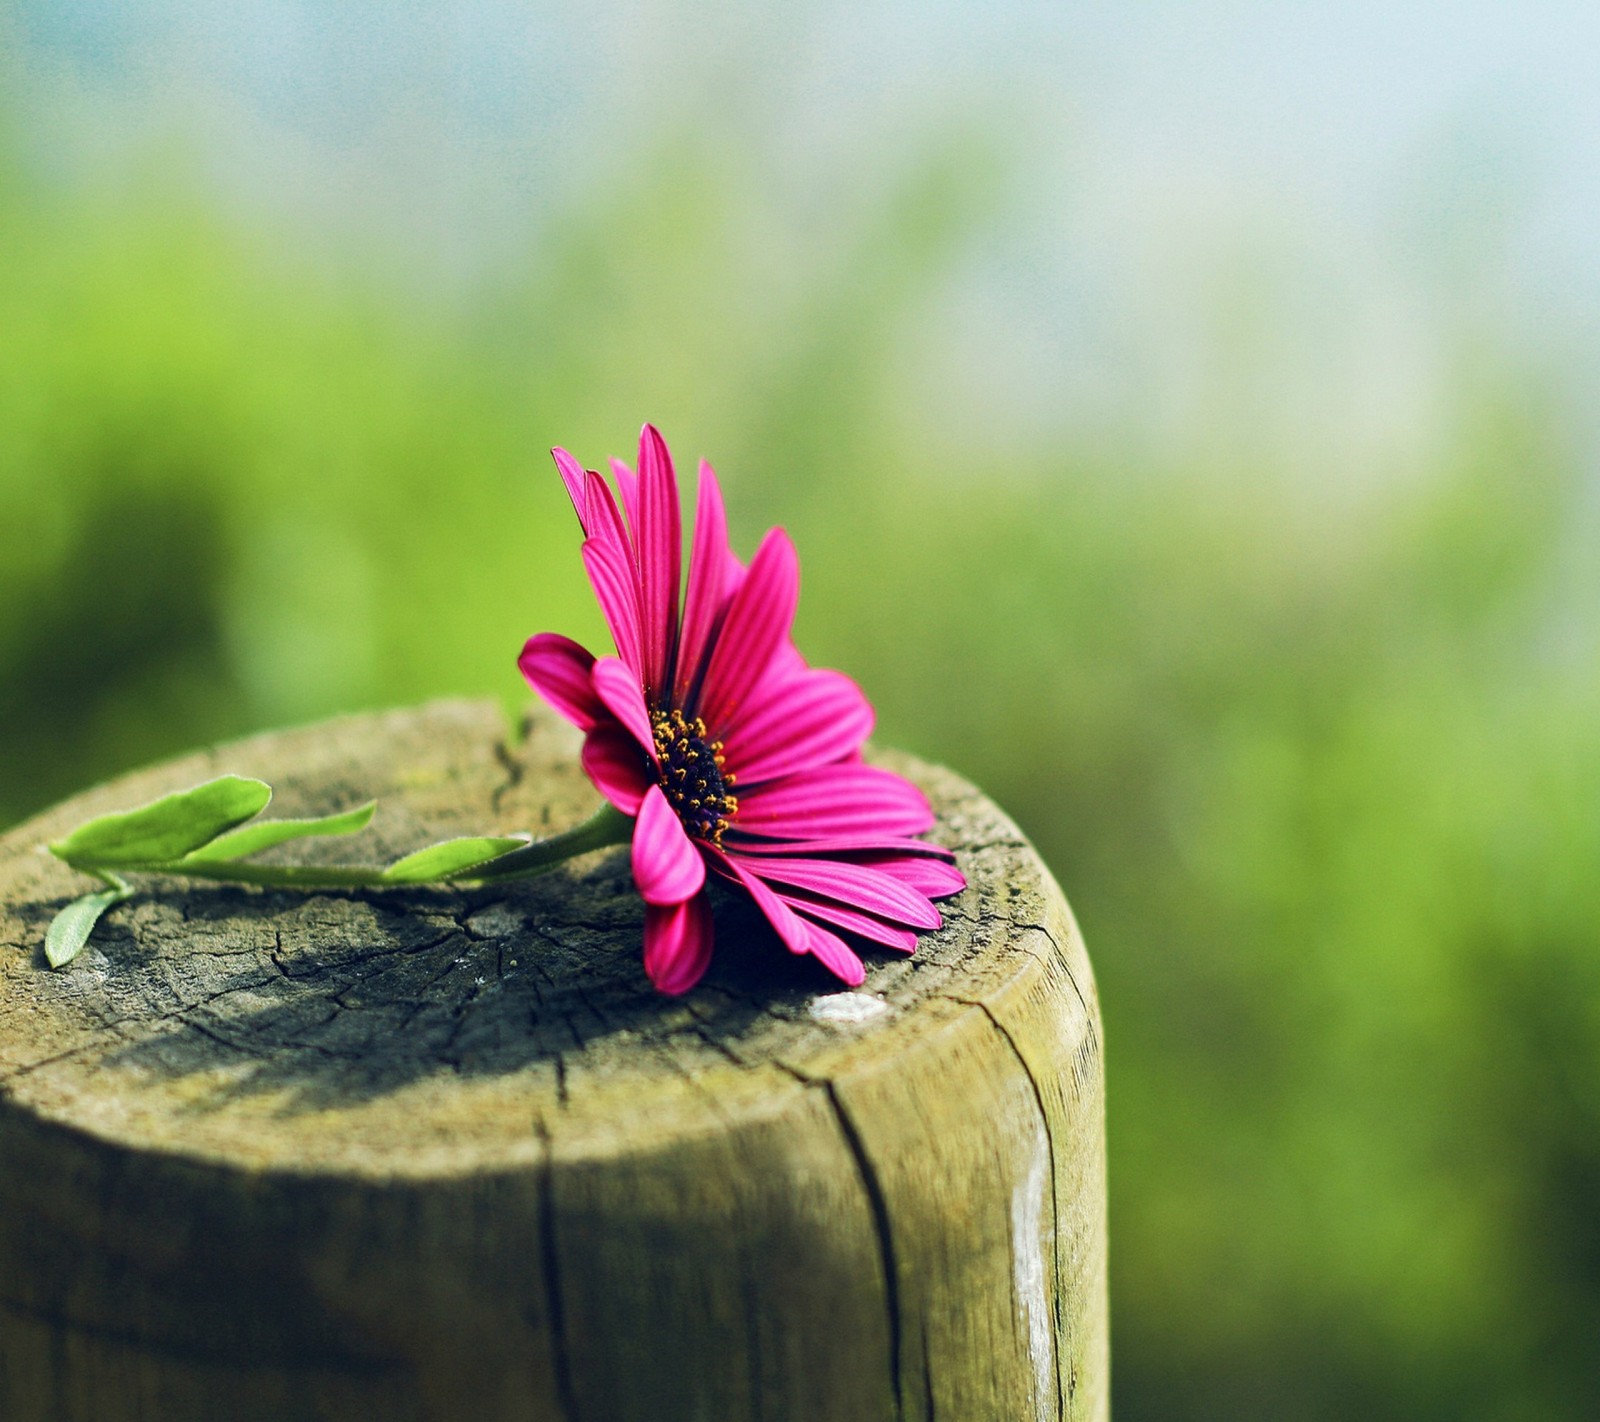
49, 776, 273, 868
381, 835, 531, 884
45, 873, 133, 969
181, 801, 378, 864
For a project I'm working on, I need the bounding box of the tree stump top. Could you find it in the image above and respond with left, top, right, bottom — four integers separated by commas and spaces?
0, 702, 1107, 1421
0, 701, 1095, 1181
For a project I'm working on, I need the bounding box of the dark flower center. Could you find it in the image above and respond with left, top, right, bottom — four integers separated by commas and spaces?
651, 708, 738, 844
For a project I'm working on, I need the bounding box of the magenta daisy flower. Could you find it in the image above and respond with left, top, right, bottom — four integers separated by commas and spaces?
518, 424, 966, 995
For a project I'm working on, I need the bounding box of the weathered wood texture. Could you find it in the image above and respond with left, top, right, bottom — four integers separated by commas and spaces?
0, 700, 1107, 1422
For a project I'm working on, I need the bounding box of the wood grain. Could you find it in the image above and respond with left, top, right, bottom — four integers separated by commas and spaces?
0, 699, 1107, 1421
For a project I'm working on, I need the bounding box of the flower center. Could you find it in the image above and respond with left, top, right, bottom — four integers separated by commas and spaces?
651, 708, 738, 844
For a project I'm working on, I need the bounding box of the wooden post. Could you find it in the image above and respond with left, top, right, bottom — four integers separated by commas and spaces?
0, 700, 1107, 1421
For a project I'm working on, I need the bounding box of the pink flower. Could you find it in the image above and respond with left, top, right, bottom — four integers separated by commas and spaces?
519, 424, 966, 995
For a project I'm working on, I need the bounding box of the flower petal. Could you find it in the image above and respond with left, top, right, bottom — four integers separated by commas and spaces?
609, 457, 640, 539
632, 785, 707, 906
722, 668, 875, 786
552, 447, 590, 527
741, 857, 940, 929
581, 468, 627, 548
756, 638, 807, 687
710, 845, 875, 984
635, 424, 682, 699
737, 879, 918, 952
518, 632, 602, 731
733, 636, 806, 705
581, 726, 651, 814
643, 893, 715, 995
708, 848, 811, 954
728, 834, 955, 861
695, 528, 800, 734
581, 538, 644, 676
591, 656, 657, 757
798, 919, 866, 986
854, 853, 968, 898
733, 764, 934, 839
674, 460, 740, 706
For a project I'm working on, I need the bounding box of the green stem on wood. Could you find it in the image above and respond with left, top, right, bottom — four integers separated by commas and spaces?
468, 804, 635, 881
56, 803, 634, 891
44, 785, 640, 967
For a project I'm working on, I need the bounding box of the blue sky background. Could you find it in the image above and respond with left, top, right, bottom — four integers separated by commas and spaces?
9, 1, 1598, 463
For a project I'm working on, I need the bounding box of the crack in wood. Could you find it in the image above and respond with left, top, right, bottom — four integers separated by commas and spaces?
951, 993, 1067, 1422
820, 1078, 906, 1422
535, 1119, 582, 1422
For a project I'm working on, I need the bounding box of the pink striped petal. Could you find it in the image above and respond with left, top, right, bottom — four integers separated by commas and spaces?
695, 528, 800, 734
591, 656, 657, 757
643, 892, 715, 995
674, 461, 740, 706
583, 469, 633, 560
518, 632, 602, 731
581, 725, 651, 814
760, 639, 807, 685
708, 849, 811, 955
635, 424, 681, 698
722, 668, 875, 785
733, 765, 934, 839
798, 919, 866, 986
632, 785, 706, 906
742, 857, 940, 929
711, 638, 814, 752
735, 639, 809, 717
728, 834, 955, 861
855, 853, 968, 898
743, 882, 918, 953
552, 447, 590, 528
608, 457, 640, 539
581, 538, 643, 675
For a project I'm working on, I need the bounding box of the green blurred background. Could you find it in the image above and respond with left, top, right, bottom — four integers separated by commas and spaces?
3, 3, 1597, 1416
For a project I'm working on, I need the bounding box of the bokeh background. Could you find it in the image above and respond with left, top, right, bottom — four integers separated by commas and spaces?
4, 3, 1598, 1416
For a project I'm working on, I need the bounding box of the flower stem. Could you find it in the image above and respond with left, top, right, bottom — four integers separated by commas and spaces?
58, 803, 634, 891
466, 803, 635, 881
116, 860, 394, 889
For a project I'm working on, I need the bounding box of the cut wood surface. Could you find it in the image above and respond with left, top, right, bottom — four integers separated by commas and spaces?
0, 699, 1107, 1422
